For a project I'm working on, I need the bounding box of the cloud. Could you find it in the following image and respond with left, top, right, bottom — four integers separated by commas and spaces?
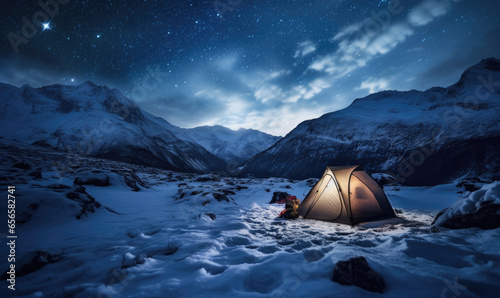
308, 0, 457, 82
357, 77, 391, 93
366, 23, 413, 55
254, 84, 283, 103
304, 79, 332, 100
294, 41, 317, 58
219, 104, 337, 137
331, 21, 365, 41
408, 0, 450, 27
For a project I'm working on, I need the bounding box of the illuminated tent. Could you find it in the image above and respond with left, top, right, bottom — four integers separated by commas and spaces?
297, 165, 396, 225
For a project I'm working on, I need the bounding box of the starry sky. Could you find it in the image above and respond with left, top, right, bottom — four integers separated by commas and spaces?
1, 0, 499, 136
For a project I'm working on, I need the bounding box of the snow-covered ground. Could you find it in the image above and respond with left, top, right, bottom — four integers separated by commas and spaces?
0, 140, 499, 297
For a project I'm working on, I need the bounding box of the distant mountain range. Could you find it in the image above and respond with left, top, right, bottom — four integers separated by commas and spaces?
238, 58, 500, 185
183, 125, 281, 167
0, 81, 279, 173
1, 58, 498, 185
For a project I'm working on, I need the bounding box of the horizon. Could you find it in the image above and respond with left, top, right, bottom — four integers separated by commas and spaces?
1, 0, 499, 136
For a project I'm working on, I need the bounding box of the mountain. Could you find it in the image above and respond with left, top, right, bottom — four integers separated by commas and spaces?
0, 81, 226, 173
239, 58, 500, 185
182, 125, 281, 167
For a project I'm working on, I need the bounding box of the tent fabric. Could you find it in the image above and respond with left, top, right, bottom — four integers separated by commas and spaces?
297, 165, 396, 225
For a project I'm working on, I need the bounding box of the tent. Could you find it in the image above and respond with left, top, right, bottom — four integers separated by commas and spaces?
297, 165, 396, 225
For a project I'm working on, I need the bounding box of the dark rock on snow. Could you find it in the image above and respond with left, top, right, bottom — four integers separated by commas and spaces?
74, 174, 111, 186
65, 186, 101, 219
205, 213, 216, 220
213, 193, 230, 202
331, 256, 385, 293
1, 251, 62, 280
433, 203, 500, 230
123, 173, 148, 191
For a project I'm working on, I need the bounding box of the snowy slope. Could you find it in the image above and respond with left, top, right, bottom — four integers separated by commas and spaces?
0, 140, 499, 297
182, 125, 281, 167
0, 81, 225, 173
240, 58, 500, 185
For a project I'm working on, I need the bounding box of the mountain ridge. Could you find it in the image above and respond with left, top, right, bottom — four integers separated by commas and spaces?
238, 58, 500, 185
0, 81, 226, 173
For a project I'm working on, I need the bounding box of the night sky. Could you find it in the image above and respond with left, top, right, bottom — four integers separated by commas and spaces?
1, 0, 499, 136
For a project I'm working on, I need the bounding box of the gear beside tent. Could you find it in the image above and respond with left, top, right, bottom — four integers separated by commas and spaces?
297, 165, 397, 225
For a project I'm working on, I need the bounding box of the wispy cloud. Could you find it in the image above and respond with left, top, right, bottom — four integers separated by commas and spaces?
294, 41, 317, 58
308, 0, 457, 83
408, 0, 451, 27
357, 77, 391, 94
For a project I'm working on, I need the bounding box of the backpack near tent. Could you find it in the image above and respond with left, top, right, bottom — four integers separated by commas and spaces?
297, 165, 396, 225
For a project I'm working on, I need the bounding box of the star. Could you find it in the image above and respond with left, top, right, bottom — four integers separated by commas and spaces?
96, 34, 101, 38
42, 22, 51, 31
71, 78, 75, 82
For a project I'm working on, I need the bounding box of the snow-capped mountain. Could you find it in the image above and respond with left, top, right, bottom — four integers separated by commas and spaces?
0, 81, 226, 173
239, 58, 500, 185
182, 125, 281, 167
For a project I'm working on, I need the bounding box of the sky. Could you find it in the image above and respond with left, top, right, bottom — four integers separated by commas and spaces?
1, 0, 499, 136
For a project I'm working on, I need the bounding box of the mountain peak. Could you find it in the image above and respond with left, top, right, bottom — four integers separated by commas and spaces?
79, 80, 99, 88
455, 57, 500, 86
476, 57, 500, 71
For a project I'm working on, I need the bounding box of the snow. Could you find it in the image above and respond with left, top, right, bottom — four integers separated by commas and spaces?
0, 140, 499, 297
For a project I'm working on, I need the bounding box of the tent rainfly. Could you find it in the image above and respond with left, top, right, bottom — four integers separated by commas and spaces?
297, 165, 397, 225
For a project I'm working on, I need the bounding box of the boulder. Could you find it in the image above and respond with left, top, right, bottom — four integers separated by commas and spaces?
434, 203, 500, 230
331, 256, 385, 293
433, 182, 500, 230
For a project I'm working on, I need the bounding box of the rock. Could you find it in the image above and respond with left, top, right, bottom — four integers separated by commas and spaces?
127, 228, 140, 238
306, 178, 318, 187
205, 213, 216, 220
269, 191, 290, 204
222, 189, 236, 195
433, 182, 500, 230
456, 177, 492, 192
74, 173, 110, 186
147, 246, 178, 257
174, 189, 186, 200
123, 173, 148, 191
1, 251, 61, 280
213, 192, 230, 202
331, 256, 385, 293
121, 253, 137, 268
65, 187, 101, 219
434, 204, 500, 230
45, 183, 72, 190
196, 174, 221, 182
135, 254, 147, 265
